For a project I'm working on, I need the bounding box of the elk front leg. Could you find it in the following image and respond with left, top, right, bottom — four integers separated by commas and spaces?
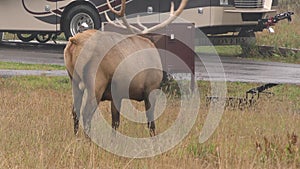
145, 95, 156, 137
111, 99, 121, 130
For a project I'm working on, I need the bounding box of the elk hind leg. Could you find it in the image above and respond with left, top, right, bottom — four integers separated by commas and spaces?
82, 83, 106, 135
145, 94, 156, 137
111, 99, 121, 130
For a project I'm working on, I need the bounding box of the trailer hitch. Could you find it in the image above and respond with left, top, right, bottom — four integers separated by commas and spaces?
257, 11, 294, 33
207, 83, 279, 109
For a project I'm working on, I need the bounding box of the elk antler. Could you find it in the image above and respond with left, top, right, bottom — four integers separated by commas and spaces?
105, 0, 188, 34
106, 0, 126, 17
105, 0, 139, 33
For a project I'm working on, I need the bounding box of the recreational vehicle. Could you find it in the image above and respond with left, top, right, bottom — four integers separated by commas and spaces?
0, 0, 280, 44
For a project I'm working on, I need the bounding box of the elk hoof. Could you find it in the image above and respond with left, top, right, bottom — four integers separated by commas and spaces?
148, 121, 156, 137
74, 121, 79, 135
83, 124, 91, 137
149, 128, 156, 137
74, 127, 79, 136
112, 121, 120, 130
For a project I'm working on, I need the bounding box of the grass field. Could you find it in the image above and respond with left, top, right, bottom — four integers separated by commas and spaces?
0, 76, 299, 168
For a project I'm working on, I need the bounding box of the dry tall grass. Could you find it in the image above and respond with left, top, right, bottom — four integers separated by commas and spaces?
0, 77, 299, 168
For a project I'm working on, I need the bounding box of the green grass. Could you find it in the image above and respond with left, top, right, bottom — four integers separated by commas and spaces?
195, 45, 300, 64
1, 76, 71, 91
195, 46, 242, 56
0, 61, 65, 70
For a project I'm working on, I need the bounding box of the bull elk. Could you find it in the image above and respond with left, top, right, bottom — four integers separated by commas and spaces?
64, 0, 188, 136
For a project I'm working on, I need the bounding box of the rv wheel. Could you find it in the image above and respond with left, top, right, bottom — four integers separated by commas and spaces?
36, 33, 52, 43
17, 33, 37, 42
63, 5, 101, 40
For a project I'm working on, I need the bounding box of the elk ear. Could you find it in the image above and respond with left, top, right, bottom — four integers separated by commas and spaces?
69, 37, 78, 45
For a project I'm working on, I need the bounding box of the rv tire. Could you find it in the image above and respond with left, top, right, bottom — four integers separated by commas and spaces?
36, 33, 52, 43
17, 33, 37, 42
63, 5, 101, 40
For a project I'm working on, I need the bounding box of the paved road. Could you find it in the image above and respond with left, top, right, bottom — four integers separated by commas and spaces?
0, 42, 300, 84
196, 55, 300, 84
0, 42, 65, 65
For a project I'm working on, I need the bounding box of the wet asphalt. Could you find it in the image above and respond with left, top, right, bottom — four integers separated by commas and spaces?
0, 41, 299, 84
